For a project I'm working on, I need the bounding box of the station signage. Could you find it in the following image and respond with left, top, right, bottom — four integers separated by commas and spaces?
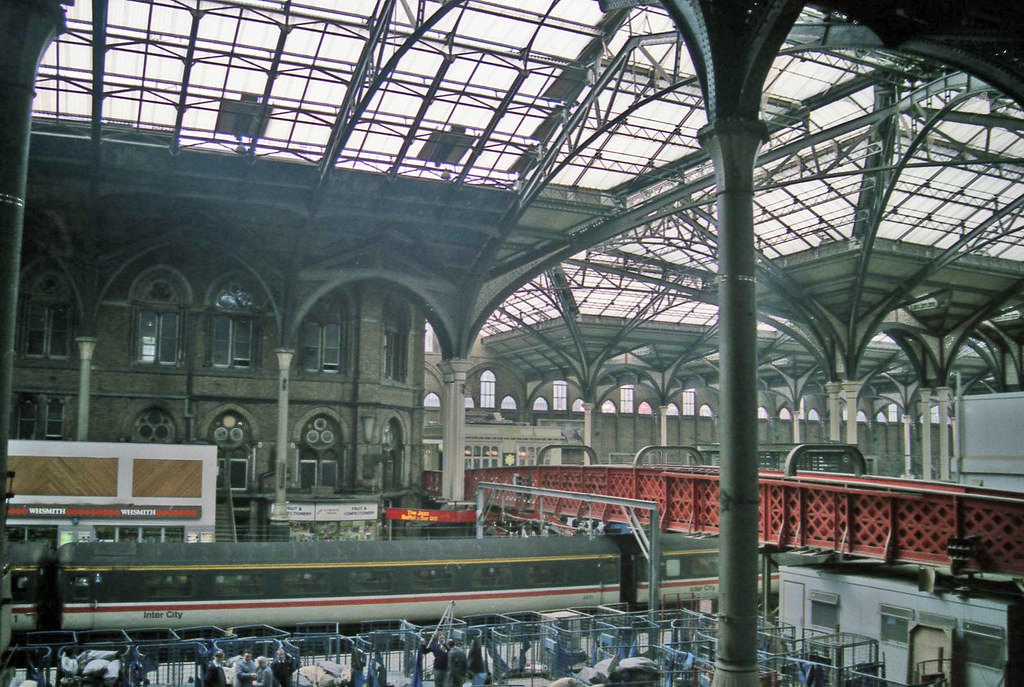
386, 508, 476, 523
7, 504, 201, 520
286, 502, 378, 522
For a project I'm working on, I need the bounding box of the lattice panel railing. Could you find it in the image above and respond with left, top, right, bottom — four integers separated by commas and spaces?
467, 465, 1024, 574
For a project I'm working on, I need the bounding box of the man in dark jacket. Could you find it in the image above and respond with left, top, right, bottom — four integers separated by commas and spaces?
446, 639, 467, 687
204, 651, 227, 687
421, 635, 448, 687
271, 649, 295, 687
468, 636, 487, 686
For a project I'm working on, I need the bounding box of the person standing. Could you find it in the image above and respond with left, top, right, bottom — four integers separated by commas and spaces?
255, 657, 274, 687
446, 639, 467, 687
421, 635, 448, 687
271, 649, 295, 687
204, 651, 227, 687
468, 636, 487, 687
234, 651, 257, 687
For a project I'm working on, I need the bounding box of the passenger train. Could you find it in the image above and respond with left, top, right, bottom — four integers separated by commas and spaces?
8, 533, 730, 634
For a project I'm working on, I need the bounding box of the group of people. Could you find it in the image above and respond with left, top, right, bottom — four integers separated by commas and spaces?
420, 635, 488, 687
204, 648, 297, 687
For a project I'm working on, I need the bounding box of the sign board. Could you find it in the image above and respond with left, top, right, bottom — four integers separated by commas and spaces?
286, 502, 378, 522
7, 504, 201, 520
386, 508, 476, 523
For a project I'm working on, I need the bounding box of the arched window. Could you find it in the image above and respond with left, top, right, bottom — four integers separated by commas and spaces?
211, 280, 256, 369
875, 410, 887, 423
300, 414, 342, 490
133, 269, 188, 366
501, 395, 517, 410
302, 296, 346, 374
698, 404, 713, 418
637, 401, 653, 415
10, 395, 65, 440
211, 411, 251, 490
808, 408, 821, 422
857, 410, 869, 424
423, 392, 441, 408
532, 397, 549, 412
682, 388, 696, 416
666, 403, 680, 416
15, 396, 38, 439
553, 380, 568, 411
382, 299, 409, 381
572, 398, 584, 412
20, 270, 72, 359
779, 408, 792, 421
758, 406, 769, 420
480, 370, 496, 408
619, 385, 634, 413
601, 400, 616, 414
465, 396, 475, 409
887, 403, 900, 423
134, 407, 176, 443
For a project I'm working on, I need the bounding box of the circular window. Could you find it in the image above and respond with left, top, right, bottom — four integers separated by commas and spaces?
212, 412, 248, 446
134, 408, 175, 443
303, 415, 339, 449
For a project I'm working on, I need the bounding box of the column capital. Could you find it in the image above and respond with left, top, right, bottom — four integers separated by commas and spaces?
76, 336, 98, 360
438, 357, 472, 380
275, 348, 294, 370
932, 386, 952, 402
825, 381, 842, 395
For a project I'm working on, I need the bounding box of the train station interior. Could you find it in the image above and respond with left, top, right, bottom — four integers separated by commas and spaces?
2, 1, 1023, 686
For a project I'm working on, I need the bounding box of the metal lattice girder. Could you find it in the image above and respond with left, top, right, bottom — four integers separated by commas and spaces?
465, 465, 1024, 575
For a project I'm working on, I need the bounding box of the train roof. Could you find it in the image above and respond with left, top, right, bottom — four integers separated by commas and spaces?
7, 541, 55, 565
55, 534, 622, 566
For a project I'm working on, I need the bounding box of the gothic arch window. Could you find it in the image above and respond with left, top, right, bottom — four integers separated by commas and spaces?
758, 406, 770, 420
424, 322, 436, 353
302, 295, 347, 374
807, 408, 821, 422
465, 396, 475, 409
857, 410, 869, 424
699, 404, 714, 418
20, 270, 72, 359
532, 397, 549, 412
132, 269, 188, 366
480, 370, 496, 408
637, 401, 653, 415
875, 410, 887, 423
382, 299, 409, 382
666, 403, 680, 416
210, 279, 257, 369
501, 395, 517, 410
779, 408, 792, 421
424, 392, 441, 408
887, 403, 900, 422
300, 415, 342, 490
572, 398, 584, 412
601, 400, 616, 414
134, 407, 176, 443
211, 411, 251, 490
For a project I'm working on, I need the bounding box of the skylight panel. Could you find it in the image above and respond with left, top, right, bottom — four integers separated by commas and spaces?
533, 25, 594, 59
460, 7, 535, 47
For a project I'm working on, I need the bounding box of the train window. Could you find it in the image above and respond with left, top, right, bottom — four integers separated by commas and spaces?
471, 566, 513, 589
349, 569, 393, 593
964, 622, 1005, 669
689, 555, 718, 578
283, 571, 330, 596
71, 575, 91, 602
879, 605, 913, 644
809, 591, 839, 629
662, 559, 682, 579
214, 573, 263, 598
599, 562, 618, 585
527, 564, 566, 586
413, 568, 454, 591
143, 574, 193, 600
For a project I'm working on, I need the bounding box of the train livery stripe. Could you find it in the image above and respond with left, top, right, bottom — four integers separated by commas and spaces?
62, 585, 618, 614
60, 553, 619, 573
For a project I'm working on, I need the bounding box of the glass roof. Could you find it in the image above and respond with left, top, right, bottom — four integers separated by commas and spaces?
30, 0, 1024, 383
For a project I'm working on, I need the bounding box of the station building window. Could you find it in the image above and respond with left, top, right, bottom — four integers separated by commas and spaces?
382, 300, 408, 382
134, 407, 176, 443
501, 395, 517, 410
20, 270, 72, 359
212, 412, 251, 490
601, 400, 616, 414
302, 298, 346, 373
553, 380, 568, 411
620, 385, 634, 413
13, 395, 65, 440
533, 397, 548, 412
682, 388, 696, 415
211, 282, 256, 369
133, 273, 188, 366
480, 370, 496, 408
300, 414, 341, 490
424, 392, 441, 408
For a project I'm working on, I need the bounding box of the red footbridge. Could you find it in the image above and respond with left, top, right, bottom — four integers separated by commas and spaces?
448, 465, 1024, 576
